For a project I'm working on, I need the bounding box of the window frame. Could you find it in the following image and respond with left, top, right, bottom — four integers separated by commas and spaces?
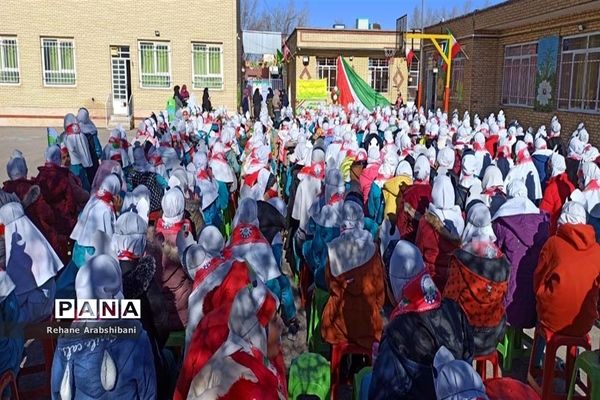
0, 36, 20, 86
192, 42, 224, 91
368, 58, 390, 93
316, 57, 337, 92
138, 40, 172, 89
501, 42, 537, 108
557, 32, 600, 114
450, 54, 466, 101
40, 37, 77, 87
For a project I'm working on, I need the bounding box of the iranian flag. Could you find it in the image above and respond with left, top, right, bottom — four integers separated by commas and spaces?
442, 30, 462, 71
336, 56, 391, 111
405, 48, 415, 67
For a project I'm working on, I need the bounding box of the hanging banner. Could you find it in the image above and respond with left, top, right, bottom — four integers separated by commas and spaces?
297, 79, 328, 101
534, 35, 560, 112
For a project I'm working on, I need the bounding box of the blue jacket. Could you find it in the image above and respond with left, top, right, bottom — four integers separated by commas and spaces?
0, 292, 24, 376
51, 320, 156, 400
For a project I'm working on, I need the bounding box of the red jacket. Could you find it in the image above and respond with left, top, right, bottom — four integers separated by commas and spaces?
540, 173, 575, 234
2, 178, 60, 257
415, 212, 462, 291
175, 261, 251, 400
535, 223, 600, 336
485, 136, 500, 158
396, 182, 432, 243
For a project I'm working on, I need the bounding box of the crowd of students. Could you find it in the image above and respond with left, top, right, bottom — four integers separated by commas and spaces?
0, 96, 599, 399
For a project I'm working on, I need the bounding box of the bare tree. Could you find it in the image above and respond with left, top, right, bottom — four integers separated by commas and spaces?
241, 0, 309, 35
409, 1, 478, 29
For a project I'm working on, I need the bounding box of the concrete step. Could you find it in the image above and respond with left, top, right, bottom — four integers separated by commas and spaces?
107, 115, 133, 130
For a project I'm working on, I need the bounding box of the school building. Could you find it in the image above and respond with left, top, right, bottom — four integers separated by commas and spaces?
0, 0, 241, 128
285, 24, 421, 109
422, 0, 600, 142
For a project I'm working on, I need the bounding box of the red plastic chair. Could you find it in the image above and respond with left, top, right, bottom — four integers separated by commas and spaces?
527, 326, 591, 400
0, 370, 20, 400
474, 351, 501, 380
330, 342, 372, 400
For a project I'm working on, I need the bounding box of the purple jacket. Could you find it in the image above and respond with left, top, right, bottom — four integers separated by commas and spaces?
492, 212, 550, 328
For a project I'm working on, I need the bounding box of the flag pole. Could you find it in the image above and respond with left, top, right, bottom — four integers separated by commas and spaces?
417, 0, 425, 110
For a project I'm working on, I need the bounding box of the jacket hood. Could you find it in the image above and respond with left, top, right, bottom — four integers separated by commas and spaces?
454, 248, 510, 282
494, 213, 548, 247
557, 223, 598, 251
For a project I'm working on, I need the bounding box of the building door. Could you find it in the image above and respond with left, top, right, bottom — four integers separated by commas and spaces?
110, 46, 131, 115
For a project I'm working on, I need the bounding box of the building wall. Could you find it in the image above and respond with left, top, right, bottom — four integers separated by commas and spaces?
286, 28, 418, 110
423, 0, 600, 143
0, 0, 240, 127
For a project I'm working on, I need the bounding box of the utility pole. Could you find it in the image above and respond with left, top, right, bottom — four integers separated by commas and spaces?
418, 0, 425, 111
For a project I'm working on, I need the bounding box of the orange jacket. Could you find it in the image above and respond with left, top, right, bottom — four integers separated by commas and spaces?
535, 223, 600, 336
321, 253, 385, 349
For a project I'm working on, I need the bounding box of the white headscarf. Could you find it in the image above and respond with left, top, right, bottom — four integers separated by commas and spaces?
232, 197, 260, 228
0, 202, 63, 296
70, 174, 120, 247
161, 188, 185, 227
75, 254, 123, 300
460, 154, 481, 189
45, 145, 62, 166
481, 165, 505, 193
198, 226, 225, 259
76, 107, 98, 136
395, 160, 413, 177
122, 185, 150, 222
580, 162, 600, 213
414, 155, 431, 181
558, 201, 587, 226
209, 142, 235, 183
132, 146, 153, 173
388, 240, 426, 303
6, 150, 27, 180
550, 153, 567, 177
327, 201, 376, 277
492, 180, 540, 220
461, 203, 496, 245
436, 147, 455, 176
429, 175, 465, 236
112, 211, 148, 260
63, 113, 93, 168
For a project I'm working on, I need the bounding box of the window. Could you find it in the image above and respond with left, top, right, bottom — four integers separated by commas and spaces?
407, 57, 419, 101
450, 55, 465, 100
316, 57, 337, 91
0, 37, 19, 84
138, 41, 171, 88
558, 33, 600, 112
41, 38, 76, 86
501, 43, 537, 106
192, 43, 223, 90
369, 58, 389, 93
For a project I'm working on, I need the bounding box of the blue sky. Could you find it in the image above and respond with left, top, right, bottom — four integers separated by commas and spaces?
285, 0, 504, 30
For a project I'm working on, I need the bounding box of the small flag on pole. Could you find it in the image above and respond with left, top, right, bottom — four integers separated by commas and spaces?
442, 30, 462, 71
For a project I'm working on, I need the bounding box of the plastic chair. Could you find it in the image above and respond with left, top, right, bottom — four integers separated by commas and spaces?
474, 351, 501, 381
527, 326, 591, 400
17, 322, 56, 398
567, 350, 600, 399
353, 366, 372, 400
288, 352, 330, 400
330, 342, 372, 400
497, 326, 530, 372
0, 370, 20, 400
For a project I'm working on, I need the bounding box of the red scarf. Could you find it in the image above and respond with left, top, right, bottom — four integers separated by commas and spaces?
65, 123, 80, 135
96, 191, 115, 211
117, 250, 139, 261
327, 193, 345, 205
473, 142, 485, 152
390, 271, 441, 319
299, 161, 325, 180
585, 179, 600, 192
192, 257, 226, 289
211, 152, 227, 163
197, 169, 210, 181
243, 170, 262, 187
156, 218, 190, 237
517, 148, 532, 164
223, 224, 269, 258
